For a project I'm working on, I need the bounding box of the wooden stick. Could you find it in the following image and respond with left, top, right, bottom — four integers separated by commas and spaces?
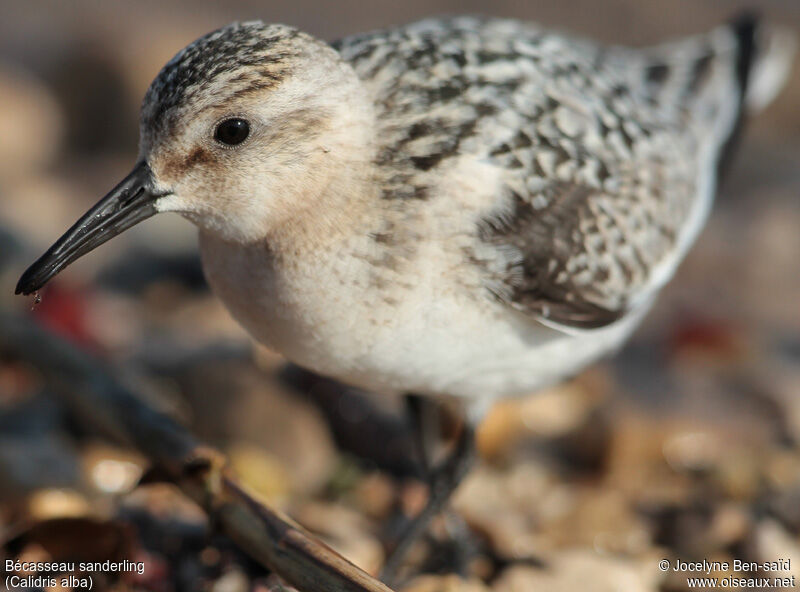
0, 312, 393, 592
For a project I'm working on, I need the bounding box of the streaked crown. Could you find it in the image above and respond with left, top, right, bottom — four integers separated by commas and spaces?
141, 21, 303, 133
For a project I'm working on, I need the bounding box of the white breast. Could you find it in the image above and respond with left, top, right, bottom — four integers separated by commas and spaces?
198, 228, 647, 416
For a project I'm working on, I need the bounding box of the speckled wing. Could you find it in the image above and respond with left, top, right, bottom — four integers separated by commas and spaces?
336, 15, 760, 329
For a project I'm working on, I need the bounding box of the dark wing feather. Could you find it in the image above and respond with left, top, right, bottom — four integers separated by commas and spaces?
479, 181, 665, 330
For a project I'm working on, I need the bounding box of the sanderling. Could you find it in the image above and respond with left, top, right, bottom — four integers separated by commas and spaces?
15, 12, 795, 580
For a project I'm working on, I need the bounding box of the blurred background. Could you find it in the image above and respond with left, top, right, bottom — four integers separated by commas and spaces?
0, 1, 798, 590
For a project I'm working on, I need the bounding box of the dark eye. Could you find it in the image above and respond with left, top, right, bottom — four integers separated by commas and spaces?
214, 118, 250, 146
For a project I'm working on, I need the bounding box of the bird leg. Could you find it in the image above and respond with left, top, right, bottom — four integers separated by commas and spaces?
406, 393, 439, 476
380, 394, 476, 584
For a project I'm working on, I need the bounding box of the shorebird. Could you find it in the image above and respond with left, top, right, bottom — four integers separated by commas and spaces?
16, 12, 794, 581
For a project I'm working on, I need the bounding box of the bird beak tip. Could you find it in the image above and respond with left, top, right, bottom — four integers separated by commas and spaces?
13, 161, 159, 296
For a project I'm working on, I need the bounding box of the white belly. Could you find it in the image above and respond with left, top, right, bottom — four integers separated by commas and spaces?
199, 231, 646, 414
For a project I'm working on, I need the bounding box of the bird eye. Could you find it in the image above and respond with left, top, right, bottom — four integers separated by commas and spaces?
214, 118, 250, 146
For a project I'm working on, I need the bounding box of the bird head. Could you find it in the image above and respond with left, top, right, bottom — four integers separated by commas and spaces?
16, 21, 373, 296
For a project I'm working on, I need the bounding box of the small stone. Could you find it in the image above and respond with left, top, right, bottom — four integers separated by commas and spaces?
27, 489, 90, 520
211, 568, 249, 592
707, 503, 750, 548
453, 463, 556, 560
753, 519, 800, 583
83, 444, 145, 495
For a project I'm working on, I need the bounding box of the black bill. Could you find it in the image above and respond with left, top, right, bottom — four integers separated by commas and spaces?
15, 161, 161, 295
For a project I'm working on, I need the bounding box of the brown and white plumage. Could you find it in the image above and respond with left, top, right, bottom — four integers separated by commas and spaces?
337, 15, 783, 329
16, 14, 795, 418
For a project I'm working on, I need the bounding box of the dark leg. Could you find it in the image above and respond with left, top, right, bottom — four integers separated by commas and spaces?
380, 396, 476, 585
405, 393, 439, 477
